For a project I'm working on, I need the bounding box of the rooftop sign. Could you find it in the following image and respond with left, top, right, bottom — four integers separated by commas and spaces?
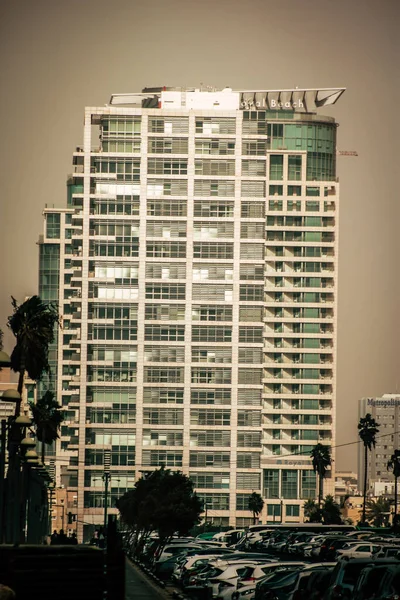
239, 88, 346, 111
109, 87, 345, 112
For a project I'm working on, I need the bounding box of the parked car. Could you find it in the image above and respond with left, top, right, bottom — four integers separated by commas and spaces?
352, 563, 395, 600
324, 557, 399, 600
336, 542, 382, 559
374, 563, 400, 599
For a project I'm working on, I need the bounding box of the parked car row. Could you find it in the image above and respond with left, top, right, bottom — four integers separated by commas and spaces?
125, 528, 400, 600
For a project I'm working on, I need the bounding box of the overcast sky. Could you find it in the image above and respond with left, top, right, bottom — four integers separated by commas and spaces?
0, 0, 398, 472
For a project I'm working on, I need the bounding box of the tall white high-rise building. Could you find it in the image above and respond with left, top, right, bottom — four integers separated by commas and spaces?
38, 86, 345, 540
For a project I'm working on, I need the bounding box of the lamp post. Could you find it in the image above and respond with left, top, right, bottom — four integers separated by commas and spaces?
103, 449, 111, 540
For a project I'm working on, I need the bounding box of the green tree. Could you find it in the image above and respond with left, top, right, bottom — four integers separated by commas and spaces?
310, 443, 332, 508
387, 449, 400, 530
303, 499, 322, 523
358, 414, 380, 524
29, 390, 64, 463
7, 296, 59, 415
364, 497, 391, 527
321, 495, 342, 525
116, 468, 203, 547
248, 492, 264, 525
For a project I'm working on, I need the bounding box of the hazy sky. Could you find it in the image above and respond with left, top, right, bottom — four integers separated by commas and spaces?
0, 0, 398, 472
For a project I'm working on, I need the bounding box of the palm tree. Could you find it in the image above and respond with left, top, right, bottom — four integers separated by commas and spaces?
7, 296, 59, 415
310, 443, 332, 508
29, 391, 64, 463
387, 449, 400, 529
358, 413, 380, 524
364, 497, 391, 527
303, 499, 321, 523
248, 492, 264, 525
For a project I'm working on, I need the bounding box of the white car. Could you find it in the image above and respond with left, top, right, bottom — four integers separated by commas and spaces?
336, 542, 382, 559
208, 562, 272, 599
215, 562, 306, 600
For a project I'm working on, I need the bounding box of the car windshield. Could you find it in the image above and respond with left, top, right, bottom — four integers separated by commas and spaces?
342, 564, 370, 585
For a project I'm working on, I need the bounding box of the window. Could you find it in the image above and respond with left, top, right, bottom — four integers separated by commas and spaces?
145, 304, 185, 321
147, 179, 188, 197
195, 138, 235, 155
240, 223, 265, 239
194, 180, 235, 197
146, 242, 186, 258
238, 348, 262, 364
145, 283, 185, 299
191, 367, 231, 384
190, 431, 231, 447
282, 470, 298, 499
147, 158, 188, 175
194, 222, 234, 239
143, 408, 183, 425
192, 326, 232, 342
144, 345, 185, 362
267, 504, 281, 517
301, 470, 316, 499
190, 472, 230, 489
237, 409, 261, 426
194, 201, 234, 218
239, 285, 264, 302
237, 389, 262, 406
195, 117, 236, 135
241, 181, 265, 198
264, 470, 279, 498
148, 117, 188, 134
143, 367, 184, 383
190, 452, 230, 467
237, 452, 260, 468
192, 264, 233, 281
192, 285, 233, 302
195, 160, 235, 176
146, 220, 186, 238
288, 155, 302, 180
193, 242, 233, 260
237, 431, 261, 447
241, 202, 265, 218
191, 389, 231, 405
242, 140, 267, 156
269, 155, 284, 180
192, 305, 232, 322
198, 493, 230, 510
142, 450, 182, 467
237, 472, 261, 489
238, 369, 262, 385
286, 505, 300, 517
143, 388, 184, 404
240, 244, 264, 260
190, 408, 231, 425
239, 327, 263, 343
192, 347, 231, 363
148, 137, 188, 154
236, 494, 251, 510
239, 306, 263, 322
145, 263, 186, 280
241, 160, 266, 176
143, 430, 183, 446
46, 213, 61, 238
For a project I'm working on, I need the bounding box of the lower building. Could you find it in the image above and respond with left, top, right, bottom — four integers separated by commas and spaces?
358, 394, 400, 493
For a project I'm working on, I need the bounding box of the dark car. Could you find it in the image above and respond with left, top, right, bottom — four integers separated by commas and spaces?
352, 563, 396, 600
254, 567, 304, 600
324, 558, 400, 600
375, 564, 400, 599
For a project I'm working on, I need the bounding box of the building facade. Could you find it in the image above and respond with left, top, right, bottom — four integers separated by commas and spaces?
38, 86, 344, 540
358, 394, 400, 491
